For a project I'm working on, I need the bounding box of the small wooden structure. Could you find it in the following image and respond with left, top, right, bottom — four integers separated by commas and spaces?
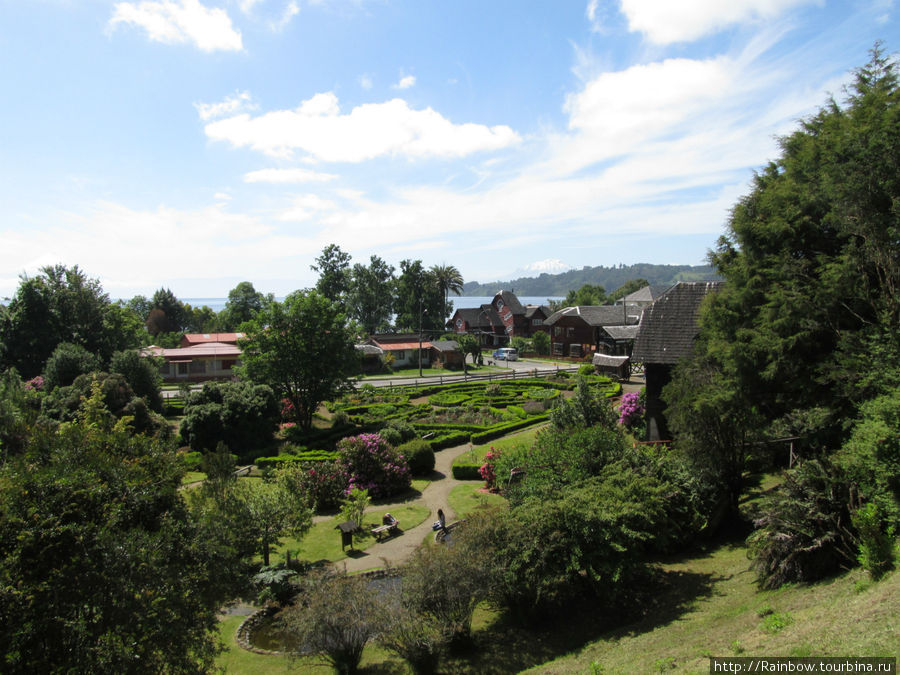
336, 520, 360, 551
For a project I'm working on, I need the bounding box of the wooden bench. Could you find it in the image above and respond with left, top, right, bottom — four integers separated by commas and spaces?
371, 514, 399, 541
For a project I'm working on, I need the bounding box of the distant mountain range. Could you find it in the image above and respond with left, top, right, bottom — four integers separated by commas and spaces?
462, 263, 721, 298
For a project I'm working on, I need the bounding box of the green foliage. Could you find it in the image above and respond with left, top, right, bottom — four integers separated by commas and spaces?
311, 243, 352, 308
548, 376, 617, 430
336, 433, 411, 498
393, 259, 445, 332
347, 254, 395, 334
455, 333, 481, 368
564, 283, 606, 307
0, 368, 31, 456
761, 612, 794, 634
218, 280, 271, 330
398, 438, 435, 476
375, 597, 447, 675
179, 380, 280, 457
748, 460, 857, 589
0, 265, 142, 378
400, 535, 492, 645
531, 329, 550, 355
851, 502, 896, 580
451, 462, 483, 480
239, 289, 359, 432
698, 46, 900, 453
109, 348, 163, 412
40, 371, 169, 438
428, 391, 471, 406
231, 476, 312, 566
280, 569, 380, 675
0, 420, 234, 672
42, 341, 102, 389
339, 487, 371, 529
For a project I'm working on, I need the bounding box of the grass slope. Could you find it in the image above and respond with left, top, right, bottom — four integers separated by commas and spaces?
524, 539, 900, 674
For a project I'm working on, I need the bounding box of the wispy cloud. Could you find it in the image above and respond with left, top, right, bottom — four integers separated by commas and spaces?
109, 0, 243, 52
392, 74, 416, 90
243, 168, 338, 183
194, 91, 257, 121
617, 0, 821, 44
204, 92, 521, 161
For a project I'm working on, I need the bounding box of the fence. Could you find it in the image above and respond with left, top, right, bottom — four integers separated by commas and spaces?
362, 364, 581, 391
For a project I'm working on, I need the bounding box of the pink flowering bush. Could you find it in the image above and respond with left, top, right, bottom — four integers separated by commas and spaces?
336, 433, 411, 499
299, 463, 349, 511
616, 391, 645, 430
24, 376, 44, 392
479, 447, 502, 491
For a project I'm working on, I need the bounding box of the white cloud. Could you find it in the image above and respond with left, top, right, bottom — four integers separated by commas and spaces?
194, 91, 256, 121
392, 75, 416, 90
618, 0, 820, 44
243, 168, 338, 183
358, 74, 373, 90
523, 259, 572, 274
109, 0, 243, 52
204, 92, 521, 161
271, 1, 299, 31
278, 193, 337, 221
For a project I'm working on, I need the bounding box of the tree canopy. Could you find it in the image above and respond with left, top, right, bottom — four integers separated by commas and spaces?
238, 290, 358, 431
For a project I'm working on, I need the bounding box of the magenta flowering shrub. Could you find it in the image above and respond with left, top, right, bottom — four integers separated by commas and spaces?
479, 447, 502, 491
336, 433, 411, 499
616, 392, 645, 429
299, 462, 349, 511
24, 376, 44, 392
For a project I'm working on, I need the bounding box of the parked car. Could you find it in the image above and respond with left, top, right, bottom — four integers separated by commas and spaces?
492, 347, 518, 361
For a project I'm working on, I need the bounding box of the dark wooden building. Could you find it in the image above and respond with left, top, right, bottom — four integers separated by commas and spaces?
542, 305, 641, 358
631, 281, 724, 441
447, 290, 551, 346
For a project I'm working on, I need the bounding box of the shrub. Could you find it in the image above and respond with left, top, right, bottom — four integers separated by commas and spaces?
479, 447, 501, 490
852, 501, 896, 580
748, 460, 857, 589
109, 349, 163, 412
179, 381, 280, 457
379, 426, 403, 446
398, 439, 435, 476
452, 463, 483, 481
578, 363, 595, 377
43, 342, 102, 390
336, 433, 411, 499
280, 569, 380, 674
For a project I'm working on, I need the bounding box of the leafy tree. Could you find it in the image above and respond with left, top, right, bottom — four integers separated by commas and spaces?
531, 329, 550, 355
548, 376, 617, 430
430, 263, 464, 321
393, 260, 444, 333
178, 380, 280, 456
455, 333, 481, 371
238, 290, 358, 432
375, 595, 448, 675
109, 348, 164, 412
563, 283, 606, 307
281, 569, 380, 675
233, 477, 311, 566
312, 243, 352, 309
183, 303, 219, 333
0, 265, 140, 378
0, 414, 236, 672
0, 368, 31, 457
42, 341, 102, 390
148, 287, 187, 335
347, 255, 395, 334
219, 281, 272, 330
400, 532, 492, 645
697, 46, 900, 452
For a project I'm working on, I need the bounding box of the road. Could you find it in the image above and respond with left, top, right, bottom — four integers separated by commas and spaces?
357, 357, 581, 389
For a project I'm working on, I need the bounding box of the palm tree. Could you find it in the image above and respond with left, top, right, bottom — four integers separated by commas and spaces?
430, 264, 464, 320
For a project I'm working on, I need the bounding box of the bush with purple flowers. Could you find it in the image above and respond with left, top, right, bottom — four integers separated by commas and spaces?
336, 433, 411, 499
616, 391, 645, 430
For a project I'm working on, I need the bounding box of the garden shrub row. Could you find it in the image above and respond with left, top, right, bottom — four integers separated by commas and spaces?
451, 463, 483, 480
256, 450, 339, 469
470, 415, 549, 445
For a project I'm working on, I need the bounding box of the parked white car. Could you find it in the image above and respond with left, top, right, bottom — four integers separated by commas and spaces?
492, 347, 518, 361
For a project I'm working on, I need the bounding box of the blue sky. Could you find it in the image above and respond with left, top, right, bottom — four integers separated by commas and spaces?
1, 0, 896, 299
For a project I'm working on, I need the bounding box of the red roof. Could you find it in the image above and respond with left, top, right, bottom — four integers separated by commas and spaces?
181, 333, 245, 346
370, 340, 432, 351
143, 342, 242, 360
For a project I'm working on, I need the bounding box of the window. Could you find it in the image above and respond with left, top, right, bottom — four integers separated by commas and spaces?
394, 350, 406, 360
532, 318, 542, 325
566, 327, 575, 337
177, 362, 189, 376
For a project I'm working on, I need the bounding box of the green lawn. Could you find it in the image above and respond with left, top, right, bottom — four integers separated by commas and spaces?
447, 483, 507, 518
452, 424, 546, 469
181, 471, 206, 485
268, 503, 430, 566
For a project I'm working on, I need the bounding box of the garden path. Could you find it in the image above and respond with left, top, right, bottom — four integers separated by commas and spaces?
325, 439, 476, 573
317, 374, 646, 574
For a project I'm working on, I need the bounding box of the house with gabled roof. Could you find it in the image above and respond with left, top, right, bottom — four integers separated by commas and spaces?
366, 334, 464, 370
631, 281, 724, 441
615, 285, 673, 308
542, 304, 641, 358
142, 341, 242, 383
447, 290, 551, 346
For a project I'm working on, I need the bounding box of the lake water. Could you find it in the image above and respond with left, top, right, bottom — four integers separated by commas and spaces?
182, 296, 562, 314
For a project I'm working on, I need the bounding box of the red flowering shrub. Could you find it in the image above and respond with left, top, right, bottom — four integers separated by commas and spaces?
336, 433, 411, 499
479, 447, 501, 491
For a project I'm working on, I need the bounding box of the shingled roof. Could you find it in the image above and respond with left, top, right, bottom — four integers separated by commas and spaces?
619, 285, 673, 304
544, 305, 640, 326
631, 281, 724, 365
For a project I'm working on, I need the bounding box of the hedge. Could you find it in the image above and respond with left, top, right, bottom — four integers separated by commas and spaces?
425, 430, 472, 451
451, 463, 483, 480
469, 415, 549, 445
